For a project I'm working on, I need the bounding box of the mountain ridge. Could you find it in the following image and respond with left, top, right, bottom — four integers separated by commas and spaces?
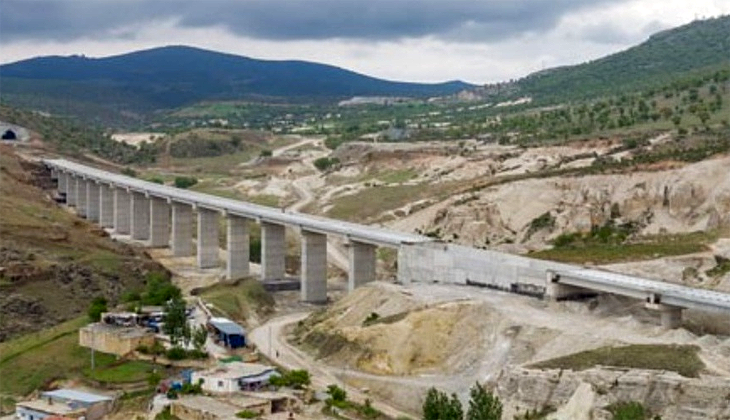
0, 45, 473, 124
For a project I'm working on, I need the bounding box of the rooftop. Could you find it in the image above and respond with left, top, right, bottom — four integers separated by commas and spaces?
197, 362, 276, 380
42, 389, 113, 404
209, 317, 246, 336
82, 323, 153, 338
174, 395, 268, 418
16, 399, 83, 416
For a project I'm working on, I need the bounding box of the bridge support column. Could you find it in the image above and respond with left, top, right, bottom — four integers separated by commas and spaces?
66, 175, 77, 206
76, 179, 87, 217
301, 230, 327, 303
171, 203, 193, 257
86, 182, 100, 223
149, 197, 170, 247
130, 192, 150, 240
226, 215, 250, 280
197, 208, 219, 268
114, 188, 131, 235
261, 222, 285, 281
58, 171, 66, 194
545, 271, 592, 300
348, 241, 376, 291
50, 168, 58, 181
99, 184, 114, 228
645, 298, 683, 329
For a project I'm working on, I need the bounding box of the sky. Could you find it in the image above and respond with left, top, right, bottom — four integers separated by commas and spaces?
1, 0, 728, 84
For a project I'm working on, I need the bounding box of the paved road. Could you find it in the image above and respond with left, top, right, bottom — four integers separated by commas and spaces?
248, 312, 414, 419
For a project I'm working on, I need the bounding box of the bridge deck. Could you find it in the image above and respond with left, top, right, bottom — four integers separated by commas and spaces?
556, 268, 730, 313
45, 159, 429, 248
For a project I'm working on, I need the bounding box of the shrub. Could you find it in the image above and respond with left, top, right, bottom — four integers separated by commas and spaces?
313, 157, 340, 171
166, 346, 186, 360
87, 296, 107, 322
236, 410, 259, 419
174, 176, 198, 189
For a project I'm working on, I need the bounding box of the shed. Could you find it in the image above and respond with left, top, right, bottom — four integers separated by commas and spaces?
208, 317, 246, 348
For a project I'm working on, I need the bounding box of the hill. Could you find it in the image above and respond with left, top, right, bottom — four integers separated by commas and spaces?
0, 46, 473, 126
0, 145, 166, 341
472, 15, 730, 103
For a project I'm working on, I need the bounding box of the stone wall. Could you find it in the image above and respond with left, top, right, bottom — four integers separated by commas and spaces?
397, 242, 574, 295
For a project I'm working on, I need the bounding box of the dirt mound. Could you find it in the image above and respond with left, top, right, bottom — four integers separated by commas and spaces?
294, 283, 563, 376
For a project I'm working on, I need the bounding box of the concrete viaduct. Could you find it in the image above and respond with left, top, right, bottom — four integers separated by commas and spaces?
45, 159, 428, 303
44, 159, 730, 328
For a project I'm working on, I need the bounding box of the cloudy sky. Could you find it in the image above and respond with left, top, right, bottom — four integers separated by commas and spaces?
1, 0, 728, 84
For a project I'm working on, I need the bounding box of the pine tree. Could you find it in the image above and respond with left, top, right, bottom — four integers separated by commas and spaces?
466, 382, 502, 420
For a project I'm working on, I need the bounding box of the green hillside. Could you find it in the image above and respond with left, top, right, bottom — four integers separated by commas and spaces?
517, 15, 730, 103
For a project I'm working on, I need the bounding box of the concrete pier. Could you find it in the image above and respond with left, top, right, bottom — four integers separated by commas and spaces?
226, 215, 250, 280
261, 222, 286, 281
149, 197, 171, 247
99, 184, 114, 228
113, 188, 131, 235
348, 241, 376, 291
545, 271, 592, 300
58, 171, 67, 194
86, 182, 100, 222
67, 175, 77, 206
76, 178, 87, 217
171, 203, 193, 257
301, 230, 328, 303
197, 208, 219, 268
130, 191, 150, 240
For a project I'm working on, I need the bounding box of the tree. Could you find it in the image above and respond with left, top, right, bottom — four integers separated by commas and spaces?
326, 384, 347, 404
466, 382, 502, 420
163, 296, 188, 346
423, 387, 463, 420
87, 296, 107, 322
193, 325, 208, 351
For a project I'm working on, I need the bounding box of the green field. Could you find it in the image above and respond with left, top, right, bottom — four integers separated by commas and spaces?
0, 317, 162, 397
531, 344, 704, 378
530, 231, 716, 265
198, 278, 275, 322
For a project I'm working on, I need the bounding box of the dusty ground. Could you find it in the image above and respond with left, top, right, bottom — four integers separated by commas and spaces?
282, 281, 730, 414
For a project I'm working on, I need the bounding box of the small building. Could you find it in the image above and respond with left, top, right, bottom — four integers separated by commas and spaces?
208, 317, 245, 348
79, 322, 155, 356
15, 389, 113, 420
191, 362, 278, 394
170, 395, 271, 420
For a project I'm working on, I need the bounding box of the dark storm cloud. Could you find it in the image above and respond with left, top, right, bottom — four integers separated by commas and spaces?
0, 0, 625, 44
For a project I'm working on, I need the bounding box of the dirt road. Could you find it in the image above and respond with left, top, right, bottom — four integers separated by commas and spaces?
249, 312, 415, 418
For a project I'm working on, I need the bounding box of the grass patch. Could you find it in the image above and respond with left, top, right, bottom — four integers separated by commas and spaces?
84, 360, 156, 383
531, 344, 704, 378
327, 182, 453, 222
198, 278, 275, 321
531, 231, 713, 264
377, 169, 417, 184
0, 316, 168, 396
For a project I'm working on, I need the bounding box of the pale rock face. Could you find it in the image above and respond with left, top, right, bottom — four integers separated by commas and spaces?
417, 156, 730, 252
498, 366, 730, 420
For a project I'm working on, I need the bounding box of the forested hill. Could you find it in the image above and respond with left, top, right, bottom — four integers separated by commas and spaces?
516, 15, 730, 103
0, 46, 473, 125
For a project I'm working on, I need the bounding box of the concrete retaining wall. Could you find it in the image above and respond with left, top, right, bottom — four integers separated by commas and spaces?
397, 242, 575, 296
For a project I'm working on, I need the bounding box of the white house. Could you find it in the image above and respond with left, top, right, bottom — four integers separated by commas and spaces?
191, 362, 278, 394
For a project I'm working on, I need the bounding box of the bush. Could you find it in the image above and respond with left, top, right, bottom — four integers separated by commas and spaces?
313, 157, 340, 171
236, 410, 259, 419
269, 369, 310, 389
259, 149, 272, 157
174, 176, 198, 189
121, 167, 137, 177
166, 346, 186, 360
87, 296, 107, 322
609, 401, 652, 420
